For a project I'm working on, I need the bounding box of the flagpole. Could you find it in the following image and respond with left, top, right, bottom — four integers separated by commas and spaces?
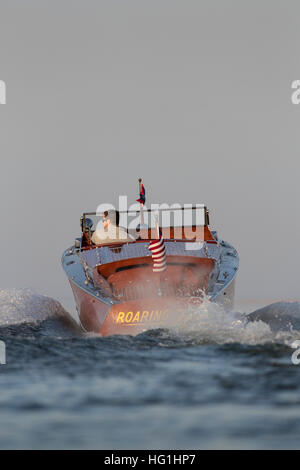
140, 204, 144, 226
137, 178, 146, 227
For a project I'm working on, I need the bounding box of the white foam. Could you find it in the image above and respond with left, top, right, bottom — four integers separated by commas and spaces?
165, 295, 300, 346
1, 288, 299, 346
0, 288, 68, 326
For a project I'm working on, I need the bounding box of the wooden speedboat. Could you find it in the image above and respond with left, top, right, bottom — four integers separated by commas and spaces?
61, 205, 239, 336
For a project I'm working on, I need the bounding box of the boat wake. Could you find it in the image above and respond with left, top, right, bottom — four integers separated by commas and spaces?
0, 288, 299, 346
161, 296, 300, 346
0, 288, 69, 327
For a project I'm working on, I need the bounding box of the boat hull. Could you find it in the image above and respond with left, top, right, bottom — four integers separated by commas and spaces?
70, 279, 204, 336
69, 279, 236, 336
62, 235, 239, 336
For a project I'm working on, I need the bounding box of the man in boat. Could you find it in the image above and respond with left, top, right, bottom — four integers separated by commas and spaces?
91, 209, 134, 245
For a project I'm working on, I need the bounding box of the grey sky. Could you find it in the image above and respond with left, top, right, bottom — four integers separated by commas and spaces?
0, 0, 299, 310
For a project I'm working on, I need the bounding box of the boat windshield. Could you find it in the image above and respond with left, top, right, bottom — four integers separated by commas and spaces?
81, 205, 212, 244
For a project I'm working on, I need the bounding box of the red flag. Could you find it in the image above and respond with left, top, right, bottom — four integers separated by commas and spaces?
148, 231, 167, 273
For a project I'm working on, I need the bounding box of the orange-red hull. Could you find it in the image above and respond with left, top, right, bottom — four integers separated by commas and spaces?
70, 280, 202, 336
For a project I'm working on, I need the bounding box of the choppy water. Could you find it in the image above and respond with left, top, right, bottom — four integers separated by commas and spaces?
0, 288, 300, 449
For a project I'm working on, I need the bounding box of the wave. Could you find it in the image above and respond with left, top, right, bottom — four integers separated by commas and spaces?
0, 288, 299, 346
247, 301, 300, 330
0, 288, 68, 327
163, 296, 300, 346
